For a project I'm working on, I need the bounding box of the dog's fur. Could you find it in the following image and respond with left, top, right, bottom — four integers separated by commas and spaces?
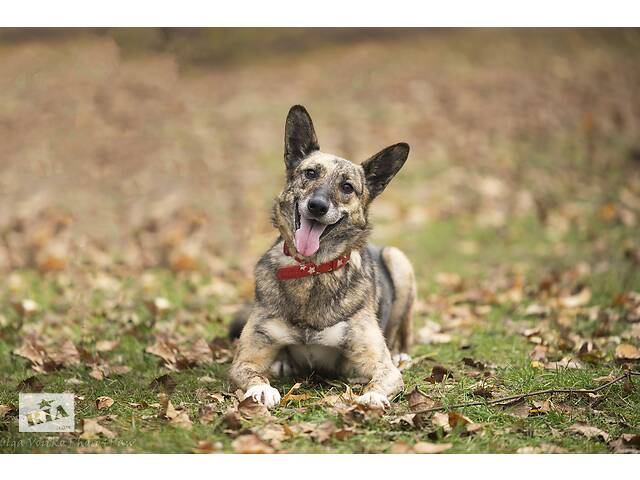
229, 105, 416, 409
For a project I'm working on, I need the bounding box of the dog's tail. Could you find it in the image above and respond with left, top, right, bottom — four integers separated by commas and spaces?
229, 303, 253, 339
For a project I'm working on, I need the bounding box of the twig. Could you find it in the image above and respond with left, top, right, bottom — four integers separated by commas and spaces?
419, 370, 640, 413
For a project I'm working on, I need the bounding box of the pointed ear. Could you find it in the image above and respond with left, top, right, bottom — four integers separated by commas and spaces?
284, 105, 320, 175
361, 143, 410, 200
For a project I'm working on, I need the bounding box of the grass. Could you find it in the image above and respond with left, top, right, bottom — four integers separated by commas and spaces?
1, 212, 639, 453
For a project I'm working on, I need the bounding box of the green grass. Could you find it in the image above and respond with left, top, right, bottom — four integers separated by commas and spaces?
1, 211, 638, 454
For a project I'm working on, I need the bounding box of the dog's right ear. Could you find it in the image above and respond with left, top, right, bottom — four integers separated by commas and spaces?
284, 105, 319, 175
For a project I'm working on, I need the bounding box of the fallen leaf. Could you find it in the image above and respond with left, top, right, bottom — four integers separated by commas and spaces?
280, 382, 310, 405
232, 434, 275, 454
545, 356, 585, 370
192, 440, 221, 454
12, 299, 39, 316
615, 343, 640, 360
145, 338, 178, 367
181, 338, 213, 365
0, 404, 15, 418
145, 297, 172, 315
503, 401, 531, 418
426, 365, 452, 383
158, 393, 192, 429
569, 422, 610, 442
406, 387, 436, 413
13, 341, 47, 366
96, 396, 114, 410
65, 378, 84, 386
517, 444, 568, 454
95, 340, 119, 352
610, 433, 640, 453
238, 396, 270, 418
253, 424, 288, 448
558, 286, 591, 308
417, 321, 452, 345
80, 418, 116, 439
390, 441, 452, 454
413, 442, 453, 454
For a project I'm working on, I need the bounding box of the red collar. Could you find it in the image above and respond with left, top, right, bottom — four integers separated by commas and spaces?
277, 243, 351, 280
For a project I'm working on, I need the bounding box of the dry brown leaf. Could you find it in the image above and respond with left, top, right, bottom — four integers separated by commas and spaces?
0, 404, 15, 418
280, 382, 310, 405
615, 343, 640, 360
13, 340, 46, 366
95, 340, 119, 352
504, 401, 531, 418
47, 341, 80, 367
569, 422, 610, 442
558, 287, 591, 308
413, 442, 453, 454
390, 441, 452, 454
158, 393, 192, 429
517, 444, 568, 454
238, 396, 270, 418
253, 424, 288, 448
96, 396, 114, 410
232, 434, 275, 454
425, 364, 452, 383
192, 440, 221, 454
610, 433, 640, 453
545, 356, 585, 370
145, 297, 172, 315
406, 387, 436, 413
12, 299, 39, 316
181, 338, 213, 365
145, 338, 178, 367
389, 413, 417, 428
417, 321, 452, 345
80, 418, 116, 439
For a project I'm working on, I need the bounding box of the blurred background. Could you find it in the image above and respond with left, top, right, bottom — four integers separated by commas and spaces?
0, 27, 639, 299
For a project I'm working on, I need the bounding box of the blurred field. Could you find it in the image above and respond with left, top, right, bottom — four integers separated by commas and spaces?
1, 28, 639, 453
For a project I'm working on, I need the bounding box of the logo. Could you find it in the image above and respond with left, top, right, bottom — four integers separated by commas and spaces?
19, 393, 75, 433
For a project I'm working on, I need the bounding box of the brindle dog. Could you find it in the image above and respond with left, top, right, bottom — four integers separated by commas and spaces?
229, 105, 416, 409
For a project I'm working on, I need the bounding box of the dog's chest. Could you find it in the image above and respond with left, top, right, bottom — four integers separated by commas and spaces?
287, 322, 347, 373
288, 345, 342, 373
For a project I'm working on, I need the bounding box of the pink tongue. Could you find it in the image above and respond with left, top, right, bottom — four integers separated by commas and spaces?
295, 216, 327, 257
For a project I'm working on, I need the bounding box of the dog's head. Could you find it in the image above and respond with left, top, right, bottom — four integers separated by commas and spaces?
273, 105, 410, 261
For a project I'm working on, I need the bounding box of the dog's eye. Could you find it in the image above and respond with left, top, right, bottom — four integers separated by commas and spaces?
304, 169, 318, 180
340, 182, 354, 194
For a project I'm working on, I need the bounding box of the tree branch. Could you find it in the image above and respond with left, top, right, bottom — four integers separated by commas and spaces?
419, 370, 639, 413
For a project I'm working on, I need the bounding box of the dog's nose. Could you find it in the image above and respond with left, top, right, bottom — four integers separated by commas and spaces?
307, 197, 329, 217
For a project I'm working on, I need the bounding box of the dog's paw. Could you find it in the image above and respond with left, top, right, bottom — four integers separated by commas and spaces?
270, 358, 294, 378
356, 391, 390, 410
243, 384, 281, 408
392, 352, 412, 368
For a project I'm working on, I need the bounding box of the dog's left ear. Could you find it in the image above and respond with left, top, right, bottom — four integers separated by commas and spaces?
361, 143, 410, 200
284, 105, 320, 176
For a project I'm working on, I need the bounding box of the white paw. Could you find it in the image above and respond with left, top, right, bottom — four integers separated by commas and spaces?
356, 391, 390, 409
244, 384, 281, 408
270, 358, 294, 378
392, 352, 412, 368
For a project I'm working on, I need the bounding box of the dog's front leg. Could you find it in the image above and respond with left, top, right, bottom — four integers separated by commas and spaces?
343, 315, 404, 409
229, 310, 290, 408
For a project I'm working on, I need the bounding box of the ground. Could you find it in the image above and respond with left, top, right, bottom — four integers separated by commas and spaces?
0, 29, 639, 453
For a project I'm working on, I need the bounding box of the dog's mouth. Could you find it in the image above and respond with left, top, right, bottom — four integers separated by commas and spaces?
293, 203, 343, 257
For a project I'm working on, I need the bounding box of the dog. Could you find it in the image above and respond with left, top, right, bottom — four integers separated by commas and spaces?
229, 105, 416, 409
